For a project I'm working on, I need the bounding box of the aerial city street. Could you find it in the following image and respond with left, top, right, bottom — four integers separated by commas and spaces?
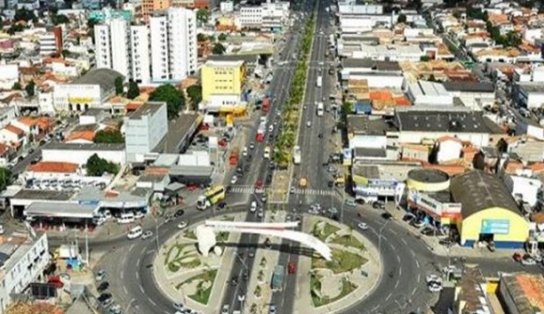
0, 0, 543, 313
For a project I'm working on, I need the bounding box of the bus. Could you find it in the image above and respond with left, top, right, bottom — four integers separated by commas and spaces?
316, 102, 324, 116
196, 185, 226, 210
293, 145, 301, 164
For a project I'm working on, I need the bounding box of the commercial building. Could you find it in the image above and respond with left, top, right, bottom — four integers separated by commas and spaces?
53, 68, 123, 112
451, 170, 530, 248
513, 82, 544, 109
340, 59, 404, 89
141, 0, 172, 21
201, 60, 246, 113
94, 18, 131, 78
351, 43, 423, 61
407, 81, 453, 107
41, 143, 126, 166
442, 81, 495, 110
239, 1, 290, 31
124, 102, 168, 163
149, 8, 197, 82
0, 233, 50, 313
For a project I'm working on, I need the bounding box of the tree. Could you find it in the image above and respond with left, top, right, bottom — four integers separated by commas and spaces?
452, 11, 462, 19
14, 8, 36, 23
52, 14, 69, 25
149, 84, 185, 118
7, 24, 24, 35
196, 9, 209, 24
61, 49, 70, 59
114, 76, 124, 95
496, 138, 508, 153
25, 80, 35, 97
127, 79, 140, 99
397, 13, 407, 24
12, 82, 22, 90
86, 154, 119, 176
420, 55, 430, 62
218, 33, 227, 41
0, 167, 10, 192
212, 43, 226, 55
94, 129, 124, 144
197, 33, 208, 42
186, 85, 202, 109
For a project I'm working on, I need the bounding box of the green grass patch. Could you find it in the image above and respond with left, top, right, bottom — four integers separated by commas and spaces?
165, 243, 198, 272
312, 277, 358, 307
312, 222, 340, 241
310, 273, 322, 306
184, 229, 197, 240
330, 234, 365, 251
311, 249, 366, 274
217, 231, 229, 242
182, 270, 218, 305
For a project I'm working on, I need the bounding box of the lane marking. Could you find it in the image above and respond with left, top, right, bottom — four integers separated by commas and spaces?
120, 271, 124, 280
139, 284, 145, 294
136, 272, 140, 280
399, 267, 402, 276
385, 293, 391, 301
401, 238, 407, 245
123, 286, 128, 295
148, 299, 157, 307
390, 229, 398, 235
412, 287, 417, 296
417, 274, 421, 283
410, 250, 416, 258
394, 280, 399, 289
136, 258, 141, 269
415, 260, 420, 269
396, 255, 400, 263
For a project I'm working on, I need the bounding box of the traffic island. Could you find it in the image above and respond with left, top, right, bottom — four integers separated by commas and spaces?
292, 215, 383, 313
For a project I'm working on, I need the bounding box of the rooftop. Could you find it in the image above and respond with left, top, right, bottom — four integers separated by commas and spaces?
27, 162, 79, 173
159, 112, 201, 154
442, 81, 495, 93
43, 142, 125, 151
501, 273, 544, 313
71, 68, 123, 95
342, 58, 401, 71
24, 202, 98, 219
13, 189, 75, 201
409, 80, 450, 97
347, 115, 398, 135
450, 170, 521, 218
456, 265, 490, 314
128, 101, 165, 120
204, 59, 245, 67
395, 109, 495, 133
517, 82, 544, 93
407, 168, 449, 184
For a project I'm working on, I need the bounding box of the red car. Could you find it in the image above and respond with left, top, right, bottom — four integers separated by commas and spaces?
254, 180, 264, 193
288, 262, 297, 274
513, 252, 523, 262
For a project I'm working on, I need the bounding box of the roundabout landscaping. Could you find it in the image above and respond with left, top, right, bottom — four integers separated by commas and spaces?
151, 212, 383, 314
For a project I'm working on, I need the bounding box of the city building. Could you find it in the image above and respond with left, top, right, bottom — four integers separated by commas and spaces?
239, 1, 290, 31
149, 8, 197, 82
141, 0, 172, 21
130, 25, 151, 84
41, 143, 126, 166
124, 102, 168, 163
340, 59, 404, 89
442, 81, 496, 110
0, 233, 50, 313
0, 64, 19, 90
39, 26, 63, 56
201, 60, 246, 113
94, 18, 131, 78
451, 170, 530, 248
407, 81, 453, 107
88, 8, 133, 22
513, 82, 544, 109
53, 68, 123, 112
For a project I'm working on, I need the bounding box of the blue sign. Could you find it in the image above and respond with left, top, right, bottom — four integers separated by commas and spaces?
481, 219, 510, 235
78, 200, 100, 206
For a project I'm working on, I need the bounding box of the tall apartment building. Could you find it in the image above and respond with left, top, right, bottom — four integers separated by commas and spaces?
94, 18, 131, 78
39, 26, 63, 56
130, 25, 151, 84
149, 8, 197, 82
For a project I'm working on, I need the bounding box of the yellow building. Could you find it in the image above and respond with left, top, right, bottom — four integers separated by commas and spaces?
201, 60, 246, 114
450, 170, 529, 249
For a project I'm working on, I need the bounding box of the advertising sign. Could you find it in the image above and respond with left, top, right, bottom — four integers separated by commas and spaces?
481, 219, 510, 235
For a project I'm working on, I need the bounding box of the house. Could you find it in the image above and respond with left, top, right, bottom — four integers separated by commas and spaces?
0, 125, 26, 147
435, 136, 463, 164
442, 81, 496, 110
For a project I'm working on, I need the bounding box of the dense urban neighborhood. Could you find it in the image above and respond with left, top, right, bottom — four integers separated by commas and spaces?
0, 0, 541, 313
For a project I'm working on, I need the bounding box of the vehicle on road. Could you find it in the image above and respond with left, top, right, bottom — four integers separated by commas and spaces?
95, 269, 106, 281
357, 222, 368, 230
221, 305, 230, 314
97, 281, 109, 292
173, 303, 185, 311
242, 147, 248, 157
250, 201, 257, 212
174, 209, 184, 217
306, 120, 312, 127
269, 304, 277, 314
288, 262, 297, 274
109, 304, 121, 314
127, 226, 143, 240
264, 146, 271, 159
299, 177, 308, 188
230, 175, 238, 185
255, 180, 265, 193
197, 185, 226, 210
271, 265, 285, 291
428, 281, 443, 292
316, 102, 324, 116
293, 145, 301, 164
141, 230, 153, 240
426, 274, 442, 284
230, 276, 238, 286
521, 255, 536, 265
177, 221, 188, 229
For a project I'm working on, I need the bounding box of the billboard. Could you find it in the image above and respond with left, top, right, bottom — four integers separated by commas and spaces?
481, 219, 510, 235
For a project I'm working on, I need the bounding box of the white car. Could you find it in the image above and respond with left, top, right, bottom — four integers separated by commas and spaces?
141, 230, 153, 240
177, 221, 188, 229
426, 274, 442, 284
269, 125, 274, 132
357, 222, 368, 230
221, 305, 229, 314
127, 226, 143, 239
306, 121, 312, 127
250, 201, 257, 212
242, 147, 248, 157
428, 281, 442, 293
231, 175, 238, 185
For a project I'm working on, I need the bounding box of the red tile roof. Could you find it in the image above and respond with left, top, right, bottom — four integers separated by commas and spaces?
27, 162, 78, 173
4, 125, 24, 137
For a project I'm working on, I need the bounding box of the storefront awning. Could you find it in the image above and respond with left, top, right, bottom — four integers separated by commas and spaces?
24, 202, 99, 219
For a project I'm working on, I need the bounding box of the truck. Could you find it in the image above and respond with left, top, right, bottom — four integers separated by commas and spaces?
293, 145, 301, 164
262, 96, 271, 113
316, 76, 322, 88
197, 185, 226, 210
256, 121, 266, 142
271, 265, 284, 291
229, 147, 239, 166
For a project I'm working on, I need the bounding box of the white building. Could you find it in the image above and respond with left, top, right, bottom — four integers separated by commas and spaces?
124, 102, 168, 163
149, 8, 197, 83
220, 1, 234, 13
513, 82, 544, 109
239, 1, 289, 31
0, 233, 50, 313
407, 81, 453, 107
435, 136, 463, 163
94, 18, 131, 78
0, 64, 19, 90
130, 25, 151, 84
41, 143, 126, 166
442, 81, 496, 110
504, 174, 542, 207
352, 43, 423, 61
39, 33, 58, 56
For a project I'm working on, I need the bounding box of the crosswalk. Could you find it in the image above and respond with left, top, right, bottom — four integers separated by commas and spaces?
229, 185, 335, 196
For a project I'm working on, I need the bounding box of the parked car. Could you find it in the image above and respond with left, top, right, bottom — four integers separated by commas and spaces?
174, 209, 184, 217
487, 241, 496, 252
127, 226, 143, 240
95, 269, 106, 281
250, 201, 257, 213
513, 252, 523, 262
344, 199, 357, 207
173, 303, 185, 311
381, 212, 392, 220
141, 230, 153, 240
372, 201, 385, 209
97, 281, 109, 292
522, 254, 537, 265
428, 281, 443, 293
402, 213, 416, 222
177, 221, 188, 229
